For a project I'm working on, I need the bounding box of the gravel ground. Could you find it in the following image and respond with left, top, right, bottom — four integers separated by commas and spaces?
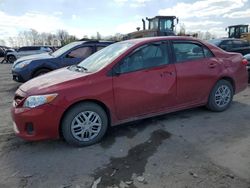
0, 64, 250, 188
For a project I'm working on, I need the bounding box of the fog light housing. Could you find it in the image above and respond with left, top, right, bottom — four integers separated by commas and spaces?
25, 123, 34, 135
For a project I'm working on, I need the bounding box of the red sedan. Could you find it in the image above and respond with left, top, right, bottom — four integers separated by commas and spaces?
11, 36, 248, 146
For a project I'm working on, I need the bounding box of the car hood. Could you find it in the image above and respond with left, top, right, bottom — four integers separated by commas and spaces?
13, 53, 53, 66
19, 67, 90, 95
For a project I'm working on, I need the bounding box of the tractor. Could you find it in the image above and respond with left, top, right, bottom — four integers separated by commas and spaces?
226, 24, 250, 42
124, 16, 178, 40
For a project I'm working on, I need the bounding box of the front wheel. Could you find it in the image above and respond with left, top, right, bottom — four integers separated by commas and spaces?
207, 80, 233, 112
33, 69, 50, 78
61, 102, 108, 146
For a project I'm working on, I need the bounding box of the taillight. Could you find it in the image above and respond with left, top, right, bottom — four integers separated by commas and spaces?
242, 59, 248, 66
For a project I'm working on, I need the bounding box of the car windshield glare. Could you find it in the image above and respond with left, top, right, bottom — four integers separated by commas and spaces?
78, 42, 135, 72
52, 42, 82, 57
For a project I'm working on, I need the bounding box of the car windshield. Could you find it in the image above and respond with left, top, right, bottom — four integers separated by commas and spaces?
77, 42, 135, 72
208, 39, 221, 46
52, 42, 82, 57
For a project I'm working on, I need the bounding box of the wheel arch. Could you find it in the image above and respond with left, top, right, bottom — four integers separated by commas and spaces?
58, 99, 111, 138
31, 67, 53, 78
218, 76, 235, 94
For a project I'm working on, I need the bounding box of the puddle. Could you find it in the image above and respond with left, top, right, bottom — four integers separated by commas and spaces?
100, 119, 158, 149
93, 129, 171, 188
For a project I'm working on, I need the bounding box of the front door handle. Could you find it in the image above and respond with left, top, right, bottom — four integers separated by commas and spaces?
160, 71, 174, 77
208, 63, 217, 68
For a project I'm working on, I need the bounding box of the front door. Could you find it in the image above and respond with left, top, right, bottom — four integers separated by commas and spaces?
112, 42, 177, 120
61, 46, 93, 67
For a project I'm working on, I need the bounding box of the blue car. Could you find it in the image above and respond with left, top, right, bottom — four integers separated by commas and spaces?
12, 40, 114, 82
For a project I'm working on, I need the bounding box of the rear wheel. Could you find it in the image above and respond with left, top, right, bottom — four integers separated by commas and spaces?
207, 80, 233, 112
33, 69, 51, 78
7, 55, 16, 63
61, 102, 108, 146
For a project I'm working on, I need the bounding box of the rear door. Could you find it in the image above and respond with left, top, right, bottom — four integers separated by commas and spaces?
60, 46, 94, 67
112, 42, 177, 120
172, 40, 220, 106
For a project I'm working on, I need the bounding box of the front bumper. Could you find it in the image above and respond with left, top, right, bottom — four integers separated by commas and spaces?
12, 66, 32, 83
12, 72, 25, 82
11, 104, 64, 141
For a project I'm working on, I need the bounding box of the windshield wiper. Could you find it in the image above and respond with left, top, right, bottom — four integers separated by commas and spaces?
69, 65, 88, 72
76, 65, 88, 71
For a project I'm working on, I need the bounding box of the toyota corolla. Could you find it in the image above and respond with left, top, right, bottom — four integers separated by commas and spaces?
11, 37, 248, 146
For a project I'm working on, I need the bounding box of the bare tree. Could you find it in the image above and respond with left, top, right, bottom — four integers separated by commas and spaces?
0, 39, 6, 46
8, 37, 14, 47
178, 24, 186, 36
96, 32, 101, 40
56, 30, 77, 46
204, 31, 212, 40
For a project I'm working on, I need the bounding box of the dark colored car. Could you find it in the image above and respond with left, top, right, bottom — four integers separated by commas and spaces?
11, 40, 114, 82
0, 47, 5, 58
208, 38, 250, 55
11, 36, 248, 146
0, 46, 16, 63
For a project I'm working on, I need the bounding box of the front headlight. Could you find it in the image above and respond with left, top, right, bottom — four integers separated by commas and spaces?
15, 60, 31, 69
23, 94, 58, 108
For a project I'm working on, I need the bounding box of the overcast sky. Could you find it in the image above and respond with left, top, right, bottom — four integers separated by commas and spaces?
0, 0, 250, 41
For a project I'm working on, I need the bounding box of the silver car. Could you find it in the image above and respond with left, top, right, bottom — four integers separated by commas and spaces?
6, 46, 53, 63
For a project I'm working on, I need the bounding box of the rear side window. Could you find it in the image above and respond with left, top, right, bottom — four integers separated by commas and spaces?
18, 47, 28, 51
19, 47, 40, 51
173, 42, 213, 62
118, 42, 169, 73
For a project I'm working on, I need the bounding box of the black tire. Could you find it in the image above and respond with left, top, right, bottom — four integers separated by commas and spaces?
207, 80, 233, 112
33, 69, 51, 78
7, 55, 16, 63
61, 102, 108, 147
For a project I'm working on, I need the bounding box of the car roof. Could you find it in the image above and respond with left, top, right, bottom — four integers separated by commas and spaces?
119, 36, 201, 45
211, 38, 247, 42
81, 40, 115, 44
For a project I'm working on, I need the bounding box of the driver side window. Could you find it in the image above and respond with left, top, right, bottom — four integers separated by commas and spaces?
118, 43, 169, 74
66, 47, 92, 58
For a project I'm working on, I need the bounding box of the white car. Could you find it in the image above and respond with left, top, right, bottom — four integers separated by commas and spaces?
6, 46, 53, 63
